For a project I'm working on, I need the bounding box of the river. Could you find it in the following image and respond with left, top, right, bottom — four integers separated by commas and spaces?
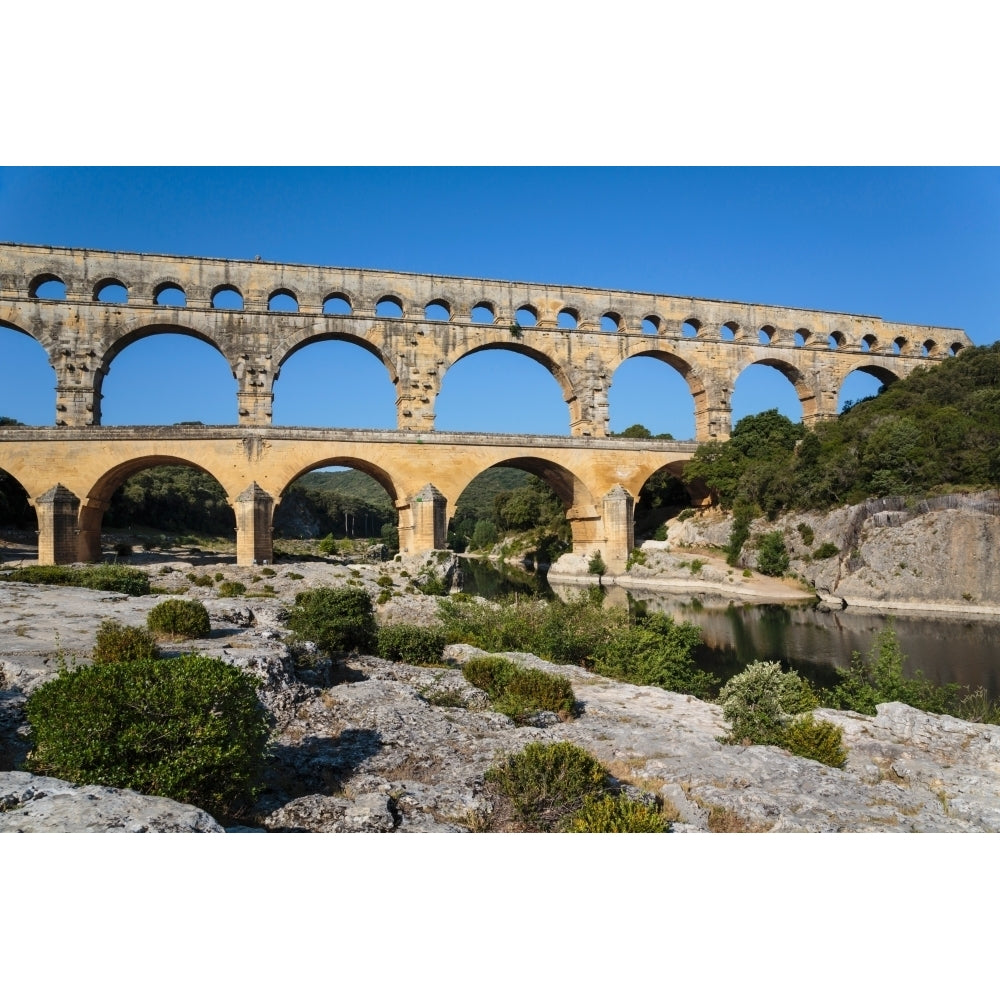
459, 558, 1000, 697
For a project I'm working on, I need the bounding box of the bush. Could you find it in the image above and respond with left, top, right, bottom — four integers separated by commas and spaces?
718, 660, 818, 745
417, 569, 449, 596
186, 573, 214, 588
217, 580, 247, 598
461, 656, 576, 724
92, 620, 159, 665
565, 794, 672, 833
587, 551, 607, 576
287, 586, 377, 657
4, 564, 150, 596
812, 541, 840, 560
796, 523, 815, 546
756, 531, 790, 577
482, 741, 608, 831
147, 598, 211, 639
25, 655, 270, 819
779, 714, 848, 768
376, 624, 447, 665
377, 574, 394, 588
317, 534, 337, 556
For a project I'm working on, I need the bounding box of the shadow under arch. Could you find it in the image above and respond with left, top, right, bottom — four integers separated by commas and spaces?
439, 341, 578, 432
0, 465, 38, 556
628, 459, 710, 541
78, 455, 237, 562
96, 322, 236, 425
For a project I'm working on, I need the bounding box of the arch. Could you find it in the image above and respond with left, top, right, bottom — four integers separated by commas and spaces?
323, 292, 352, 315
720, 321, 738, 341
641, 315, 661, 335
375, 295, 404, 318
556, 308, 579, 330
268, 289, 299, 312
437, 343, 575, 434
273, 337, 398, 428
794, 328, 810, 347
94, 278, 129, 304
732, 358, 807, 424
0, 463, 37, 534
0, 321, 56, 425
757, 325, 775, 345
515, 305, 538, 327
154, 281, 187, 307
608, 354, 697, 440
892, 336, 908, 356
860, 333, 878, 353
424, 299, 451, 321
632, 460, 696, 541
275, 331, 399, 388
211, 285, 244, 309
98, 325, 236, 425
28, 273, 66, 300
828, 330, 845, 350
682, 319, 700, 338
471, 301, 496, 324
922, 339, 937, 357
600, 312, 622, 333
275, 457, 401, 511
949, 342, 965, 356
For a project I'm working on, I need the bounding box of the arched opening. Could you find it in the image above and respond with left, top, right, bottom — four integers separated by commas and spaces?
556, 308, 578, 330
720, 322, 737, 341
732, 361, 804, 424
275, 461, 399, 554
949, 342, 965, 356
471, 302, 495, 324
436, 347, 570, 434
154, 282, 187, 307
922, 340, 936, 357
212, 286, 244, 309
29, 274, 66, 300
323, 293, 352, 315
642, 316, 661, 335
861, 334, 877, 354
758, 325, 775, 346
794, 328, 810, 347
424, 299, 450, 321
99, 330, 235, 425
682, 320, 700, 338
828, 331, 845, 350
838, 366, 898, 413
268, 290, 298, 312
608, 354, 696, 440
600, 312, 621, 333
515, 305, 538, 328
0, 464, 37, 562
0, 323, 55, 425
95, 279, 128, 304
375, 296, 404, 318
892, 336, 907, 356
273, 338, 396, 429
89, 459, 236, 564
448, 462, 574, 567
633, 462, 693, 542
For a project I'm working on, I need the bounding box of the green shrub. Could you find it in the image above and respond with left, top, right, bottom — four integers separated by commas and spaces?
376, 590, 391, 605
796, 522, 815, 546
812, 541, 839, 560
587, 550, 607, 576
92, 620, 159, 665
726, 503, 753, 566
591, 612, 716, 698
186, 573, 214, 588
653, 524, 668, 541
718, 660, 818, 745
565, 794, 672, 832
461, 656, 576, 723
260, 567, 276, 577
115, 542, 134, 559
287, 586, 377, 657
482, 741, 608, 831
377, 574, 394, 588
285, 572, 304, 581
217, 580, 247, 598
376, 624, 447, 664
147, 598, 211, 639
626, 548, 646, 570
756, 531, 790, 577
417, 569, 449, 596
778, 714, 848, 768
25, 655, 270, 819
317, 534, 337, 556
689, 558, 704, 574
4, 564, 150, 596
677, 508, 695, 522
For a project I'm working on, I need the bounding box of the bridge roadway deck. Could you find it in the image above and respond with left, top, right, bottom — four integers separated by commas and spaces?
0, 426, 699, 568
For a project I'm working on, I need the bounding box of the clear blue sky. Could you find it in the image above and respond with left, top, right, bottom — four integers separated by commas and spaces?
2, 167, 998, 435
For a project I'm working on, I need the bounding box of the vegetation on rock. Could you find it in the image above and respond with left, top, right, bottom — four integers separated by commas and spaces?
3, 564, 150, 596
92, 620, 159, 665
288, 586, 377, 656
147, 598, 211, 639
375, 624, 447, 665
461, 655, 577, 723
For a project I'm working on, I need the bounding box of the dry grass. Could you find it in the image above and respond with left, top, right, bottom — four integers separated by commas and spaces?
694, 796, 773, 832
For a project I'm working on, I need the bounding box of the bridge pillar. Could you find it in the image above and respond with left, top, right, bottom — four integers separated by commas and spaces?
801, 387, 840, 427
34, 484, 80, 565
235, 355, 274, 425
52, 349, 102, 426
234, 482, 274, 565
395, 370, 439, 432
601, 485, 635, 574
401, 484, 447, 554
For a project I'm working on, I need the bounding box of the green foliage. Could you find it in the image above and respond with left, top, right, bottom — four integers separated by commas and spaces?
756, 531, 790, 577
591, 612, 715, 698
462, 656, 576, 723
812, 541, 839, 560
147, 598, 211, 639
689, 558, 704, 574
470, 519, 498, 550
796, 522, 815, 546
376, 624, 447, 665
825, 622, 959, 715
417, 568, 449, 596
217, 580, 247, 597
287, 586, 377, 657
779, 714, 848, 768
92, 620, 159, 665
26, 655, 269, 819
565, 794, 672, 833
676, 507, 695, 522
186, 572, 214, 587
587, 550, 607, 575
719, 660, 819, 745
626, 547, 647, 570
482, 741, 609, 831
317, 534, 338, 556
377, 574, 394, 588
726, 502, 753, 566
4, 564, 151, 596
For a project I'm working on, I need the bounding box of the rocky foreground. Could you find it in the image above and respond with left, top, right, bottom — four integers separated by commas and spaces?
2, 559, 999, 833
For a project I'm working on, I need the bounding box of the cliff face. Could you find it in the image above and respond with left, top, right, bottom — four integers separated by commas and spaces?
670, 492, 1000, 614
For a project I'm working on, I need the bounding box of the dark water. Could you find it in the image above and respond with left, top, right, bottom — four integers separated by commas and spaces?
460, 559, 1000, 697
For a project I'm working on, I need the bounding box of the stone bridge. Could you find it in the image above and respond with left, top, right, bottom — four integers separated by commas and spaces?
0, 243, 970, 570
